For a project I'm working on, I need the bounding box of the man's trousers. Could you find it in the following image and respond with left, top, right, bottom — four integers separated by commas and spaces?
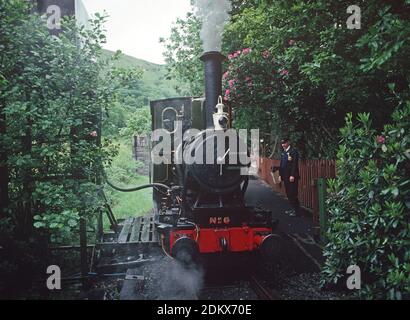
283, 178, 300, 212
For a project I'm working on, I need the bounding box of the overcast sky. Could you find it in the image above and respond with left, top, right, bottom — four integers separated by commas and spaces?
82, 0, 192, 65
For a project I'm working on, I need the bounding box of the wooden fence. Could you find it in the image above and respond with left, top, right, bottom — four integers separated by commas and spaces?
258, 158, 336, 225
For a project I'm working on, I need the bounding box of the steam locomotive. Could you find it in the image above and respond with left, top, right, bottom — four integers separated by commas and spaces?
150, 51, 277, 264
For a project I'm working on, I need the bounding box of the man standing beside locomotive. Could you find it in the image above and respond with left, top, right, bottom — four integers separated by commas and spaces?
273, 138, 301, 217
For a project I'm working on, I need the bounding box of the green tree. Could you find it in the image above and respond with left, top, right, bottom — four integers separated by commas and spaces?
222, 0, 409, 158
163, 0, 409, 158
160, 5, 204, 96
103, 65, 145, 136
0, 1, 132, 291
119, 106, 151, 137
160, 0, 266, 98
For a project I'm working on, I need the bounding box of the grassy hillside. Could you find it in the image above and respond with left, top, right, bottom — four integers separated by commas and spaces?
102, 49, 178, 102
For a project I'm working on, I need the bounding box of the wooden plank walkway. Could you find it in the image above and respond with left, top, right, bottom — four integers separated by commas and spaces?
118, 214, 158, 244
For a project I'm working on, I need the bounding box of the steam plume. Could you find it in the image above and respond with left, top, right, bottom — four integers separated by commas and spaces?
195, 0, 232, 52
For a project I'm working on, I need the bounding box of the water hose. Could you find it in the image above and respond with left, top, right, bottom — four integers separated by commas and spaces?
102, 169, 171, 194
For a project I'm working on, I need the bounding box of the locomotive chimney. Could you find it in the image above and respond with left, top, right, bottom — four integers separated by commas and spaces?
200, 51, 226, 128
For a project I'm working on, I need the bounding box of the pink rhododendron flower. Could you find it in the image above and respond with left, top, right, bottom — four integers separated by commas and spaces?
224, 89, 231, 101
222, 71, 229, 79
90, 131, 98, 137
242, 48, 251, 55
228, 79, 235, 88
228, 54, 234, 60
280, 69, 289, 76
289, 39, 296, 46
376, 135, 386, 144
262, 50, 270, 59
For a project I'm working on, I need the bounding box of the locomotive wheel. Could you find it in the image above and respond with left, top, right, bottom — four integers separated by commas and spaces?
260, 234, 282, 262
258, 234, 282, 281
171, 237, 200, 268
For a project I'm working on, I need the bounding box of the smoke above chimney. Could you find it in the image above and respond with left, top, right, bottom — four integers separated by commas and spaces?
195, 0, 232, 52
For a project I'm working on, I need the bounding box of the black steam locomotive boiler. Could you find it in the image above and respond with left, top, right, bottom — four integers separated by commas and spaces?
150, 51, 277, 263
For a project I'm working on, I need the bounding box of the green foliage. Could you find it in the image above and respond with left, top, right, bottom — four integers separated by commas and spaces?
102, 49, 178, 102
160, 0, 265, 97
103, 63, 145, 135
222, 0, 410, 158
160, 9, 204, 96
321, 102, 410, 299
163, 0, 409, 158
0, 1, 122, 245
119, 106, 151, 137
101, 50, 178, 136
222, 47, 289, 156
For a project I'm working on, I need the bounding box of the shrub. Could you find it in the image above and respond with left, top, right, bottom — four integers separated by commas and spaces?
321, 101, 410, 299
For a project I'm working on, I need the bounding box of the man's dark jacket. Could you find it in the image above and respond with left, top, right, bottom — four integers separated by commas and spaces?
278, 146, 300, 179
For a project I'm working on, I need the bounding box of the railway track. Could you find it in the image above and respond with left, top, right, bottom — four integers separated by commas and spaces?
249, 275, 281, 300
200, 273, 281, 301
